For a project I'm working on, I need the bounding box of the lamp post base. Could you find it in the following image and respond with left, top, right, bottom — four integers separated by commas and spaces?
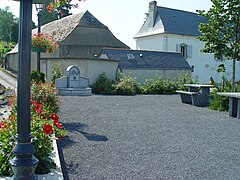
10, 156, 39, 180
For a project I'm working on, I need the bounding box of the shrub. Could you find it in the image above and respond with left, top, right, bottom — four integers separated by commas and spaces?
31, 70, 45, 83
142, 78, 179, 94
91, 73, 115, 94
51, 64, 63, 84
176, 73, 195, 91
113, 76, 137, 95
31, 82, 60, 113
0, 83, 66, 176
208, 77, 232, 111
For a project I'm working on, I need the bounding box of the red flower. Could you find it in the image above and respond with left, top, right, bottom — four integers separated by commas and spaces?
53, 120, 63, 129
49, 113, 59, 121
30, 100, 36, 105
43, 124, 53, 134
34, 103, 42, 111
0, 122, 8, 129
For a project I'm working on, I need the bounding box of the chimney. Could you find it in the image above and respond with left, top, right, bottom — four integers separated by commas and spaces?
148, 1, 157, 28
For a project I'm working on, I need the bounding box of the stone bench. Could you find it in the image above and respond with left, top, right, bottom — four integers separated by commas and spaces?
176, 84, 213, 107
217, 92, 240, 119
176, 91, 211, 107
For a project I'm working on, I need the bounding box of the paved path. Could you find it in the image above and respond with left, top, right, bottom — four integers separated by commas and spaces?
58, 95, 240, 180
0, 69, 17, 90
0, 69, 17, 117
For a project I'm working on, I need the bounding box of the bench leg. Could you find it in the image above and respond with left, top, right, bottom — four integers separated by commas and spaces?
180, 94, 192, 105
229, 97, 238, 118
237, 99, 240, 119
192, 94, 209, 107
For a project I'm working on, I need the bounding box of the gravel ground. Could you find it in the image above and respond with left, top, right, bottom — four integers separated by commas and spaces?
58, 95, 240, 180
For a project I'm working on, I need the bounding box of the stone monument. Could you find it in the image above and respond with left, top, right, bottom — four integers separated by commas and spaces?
55, 65, 92, 96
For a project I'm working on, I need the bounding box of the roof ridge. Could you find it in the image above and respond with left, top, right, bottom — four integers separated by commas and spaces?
157, 6, 199, 15
102, 48, 183, 55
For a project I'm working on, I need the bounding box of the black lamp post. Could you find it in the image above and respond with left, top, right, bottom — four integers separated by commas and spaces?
10, 0, 39, 179
35, 3, 44, 73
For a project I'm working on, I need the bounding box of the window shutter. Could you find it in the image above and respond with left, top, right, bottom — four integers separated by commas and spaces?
187, 45, 192, 59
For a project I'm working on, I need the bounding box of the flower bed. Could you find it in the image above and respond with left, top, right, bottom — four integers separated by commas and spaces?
0, 82, 66, 176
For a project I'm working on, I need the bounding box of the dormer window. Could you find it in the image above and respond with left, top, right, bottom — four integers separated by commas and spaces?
127, 53, 135, 60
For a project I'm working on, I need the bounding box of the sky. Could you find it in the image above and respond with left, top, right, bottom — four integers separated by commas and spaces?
0, 0, 212, 49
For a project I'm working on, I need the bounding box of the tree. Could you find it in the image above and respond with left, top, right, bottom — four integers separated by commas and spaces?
197, 0, 240, 91
10, 19, 19, 43
0, 7, 17, 43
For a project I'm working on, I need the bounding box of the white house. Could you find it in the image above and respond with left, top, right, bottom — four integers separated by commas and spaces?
134, 1, 240, 83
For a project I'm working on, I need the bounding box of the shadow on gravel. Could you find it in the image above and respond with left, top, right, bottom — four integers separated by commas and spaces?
63, 122, 87, 132
63, 122, 109, 142
77, 130, 108, 142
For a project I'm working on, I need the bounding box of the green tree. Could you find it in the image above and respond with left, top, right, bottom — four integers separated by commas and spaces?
0, 7, 18, 43
10, 20, 19, 43
197, 0, 240, 91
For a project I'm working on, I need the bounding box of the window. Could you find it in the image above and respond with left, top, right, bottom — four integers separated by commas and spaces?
180, 44, 187, 58
176, 43, 192, 59
127, 53, 135, 60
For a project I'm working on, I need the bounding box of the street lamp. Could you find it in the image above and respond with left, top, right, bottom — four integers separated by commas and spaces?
10, 0, 39, 179
35, 3, 44, 73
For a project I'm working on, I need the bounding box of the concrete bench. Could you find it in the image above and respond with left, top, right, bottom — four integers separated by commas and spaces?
176, 84, 213, 107
176, 90, 200, 105
217, 92, 240, 119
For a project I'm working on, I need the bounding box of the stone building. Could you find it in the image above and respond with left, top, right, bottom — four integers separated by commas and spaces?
7, 11, 129, 84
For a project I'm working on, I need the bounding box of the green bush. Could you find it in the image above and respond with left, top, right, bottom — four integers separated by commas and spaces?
176, 73, 195, 91
31, 70, 45, 83
91, 73, 115, 94
51, 64, 63, 84
207, 75, 240, 111
142, 78, 179, 94
91, 73, 197, 95
208, 77, 232, 111
113, 76, 137, 95
208, 88, 229, 111
31, 82, 60, 113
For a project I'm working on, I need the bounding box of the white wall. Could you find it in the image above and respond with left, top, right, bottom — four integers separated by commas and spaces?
42, 58, 118, 85
122, 69, 191, 84
136, 33, 240, 83
7, 52, 118, 85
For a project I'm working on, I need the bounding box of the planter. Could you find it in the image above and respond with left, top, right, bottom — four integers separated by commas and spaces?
32, 47, 47, 53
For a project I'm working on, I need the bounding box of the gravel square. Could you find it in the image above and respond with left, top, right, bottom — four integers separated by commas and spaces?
58, 95, 240, 180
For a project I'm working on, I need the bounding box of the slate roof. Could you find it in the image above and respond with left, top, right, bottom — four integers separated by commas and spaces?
135, 6, 207, 38
98, 48, 192, 70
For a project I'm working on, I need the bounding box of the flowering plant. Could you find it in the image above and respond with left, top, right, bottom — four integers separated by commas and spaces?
32, 32, 58, 53
0, 82, 66, 176
47, 0, 83, 16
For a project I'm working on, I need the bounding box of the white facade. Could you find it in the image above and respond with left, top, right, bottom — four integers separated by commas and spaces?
135, 33, 240, 83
